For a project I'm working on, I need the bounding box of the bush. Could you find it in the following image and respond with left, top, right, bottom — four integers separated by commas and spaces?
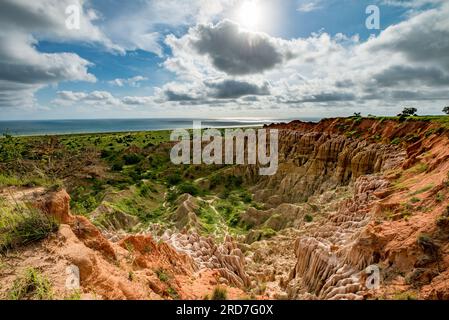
390, 137, 401, 145
123, 153, 142, 165
211, 286, 228, 300
0, 205, 59, 252
304, 214, 314, 223
156, 269, 169, 282
410, 197, 420, 204
178, 182, 201, 196
111, 162, 124, 171
8, 267, 53, 300
0, 133, 22, 162
166, 173, 182, 186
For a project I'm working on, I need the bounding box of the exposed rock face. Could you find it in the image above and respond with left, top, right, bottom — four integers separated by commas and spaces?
287, 176, 389, 299
0, 189, 247, 300
249, 130, 404, 204
259, 118, 449, 300
163, 231, 251, 288
35, 189, 74, 224
169, 194, 202, 232
91, 204, 139, 232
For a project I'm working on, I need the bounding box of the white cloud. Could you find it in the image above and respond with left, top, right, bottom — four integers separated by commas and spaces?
158, 2, 449, 115
99, 0, 236, 56
0, 0, 120, 108
381, 0, 444, 8
54, 90, 120, 106
108, 76, 148, 87
297, 0, 323, 12
54, 90, 154, 107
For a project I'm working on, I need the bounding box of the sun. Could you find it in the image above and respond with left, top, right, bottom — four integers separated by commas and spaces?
238, 1, 262, 30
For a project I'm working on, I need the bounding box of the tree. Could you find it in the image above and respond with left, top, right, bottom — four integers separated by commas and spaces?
397, 107, 418, 117
443, 106, 449, 115
353, 112, 362, 118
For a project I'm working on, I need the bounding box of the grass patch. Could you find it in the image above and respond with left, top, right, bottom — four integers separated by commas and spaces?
0, 174, 56, 188
156, 268, 170, 282
390, 137, 401, 145
211, 286, 228, 300
0, 204, 59, 252
167, 287, 179, 299
8, 267, 53, 300
409, 184, 434, 196
393, 291, 418, 300
410, 197, 421, 204
65, 290, 82, 300
410, 163, 429, 174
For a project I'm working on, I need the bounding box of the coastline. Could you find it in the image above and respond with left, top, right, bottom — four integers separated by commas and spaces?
0, 118, 302, 137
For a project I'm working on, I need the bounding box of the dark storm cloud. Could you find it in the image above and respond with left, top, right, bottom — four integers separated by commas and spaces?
281, 92, 356, 104
191, 20, 288, 75
164, 89, 197, 102
205, 79, 270, 99
373, 65, 449, 87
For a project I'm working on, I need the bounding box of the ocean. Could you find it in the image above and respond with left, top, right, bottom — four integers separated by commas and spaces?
0, 118, 319, 136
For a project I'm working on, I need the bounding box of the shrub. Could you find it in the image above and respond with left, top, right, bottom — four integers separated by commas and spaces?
123, 153, 142, 165
410, 197, 420, 204
0, 133, 22, 162
156, 269, 169, 282
304, 214, 314, 223
211, 286, 228, 300
111, 162, 124, 171
166, 173, 182, 186
0, 205, 59, 252
8, 268, 53, 300
178, 182, 200, 196
390, 137, 401, 145
65, 290, 82, 300
241, 192, 252, 204
167, 287, 179, 300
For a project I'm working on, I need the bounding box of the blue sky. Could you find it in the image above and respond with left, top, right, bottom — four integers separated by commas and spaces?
1, 0, 448, 120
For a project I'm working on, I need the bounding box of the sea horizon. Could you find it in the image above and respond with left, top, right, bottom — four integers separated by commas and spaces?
0, 117, 322, 136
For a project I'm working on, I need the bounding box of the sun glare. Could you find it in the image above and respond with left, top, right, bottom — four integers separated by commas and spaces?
238, 1, 261, 30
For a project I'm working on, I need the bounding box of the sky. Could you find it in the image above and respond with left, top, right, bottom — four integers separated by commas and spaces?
0, 0, 448, 120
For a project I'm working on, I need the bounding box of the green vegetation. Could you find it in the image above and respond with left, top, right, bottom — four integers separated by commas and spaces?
436, 206, 449, 229
8, 267, 53, 300
397, 107, 418, 118
0, 204, 59, 252
409, 184, 434, 196
410, 197, 421, 204
443, 106, 449, 115
156, 268, 170, 282
211, 286, 228, 300
167, 286, 179, 300
304, 214, 314, 223
65, 290, 82, 300
393, 291, 418, 300
390, 137, 401, 145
